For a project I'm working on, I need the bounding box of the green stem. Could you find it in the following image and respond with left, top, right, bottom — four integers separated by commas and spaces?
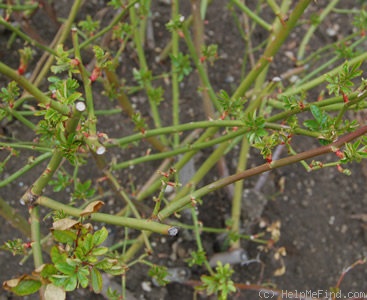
72, 29, 94, 127
30, 206, 43, 268
24, 151, 63, 203
0, 197, 31, 237
136, 127, 219, 201
172, 0, 180, 147
122, 232, 151, 262
0, 142, 50, 152
32, 0, 83, 90
232, 0, 312, 99
0, 152, 53, 188
72, 29, 106, 155
0, 17, 56, 55
172, 139, 234, 203
296, 35, 366, 86
282, 51, 367, 97
157, 16, 193, 63
191, 0, 215, 118
19, 101, 84, 204
191, 208, 214, 275
158, 125, 367, 220
0, 61, 71, 115
334, 93, 366, 128
138, 0, 150, 46
297, 0, 339, 60
104, 70, 167, 152
267, 90, 365, 123
91, 153, 152, 252
254, 0, 291, 91
129, 5, 167, 144
112, 127, 247, 170
76, 0, 139, 52
230, 0, 292, 244
112, 119, 245, 147
0, 3, 38, 10
230, 138, 249, 249
5, 107, 36, 130
181, 23, 219, 109
36, 196, 177, 236
231, 0, 273, 31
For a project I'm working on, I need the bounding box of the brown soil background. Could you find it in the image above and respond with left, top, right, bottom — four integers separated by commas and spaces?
0, 1, 367, 299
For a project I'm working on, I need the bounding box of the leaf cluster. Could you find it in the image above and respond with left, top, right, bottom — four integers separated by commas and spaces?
148, 265, 169, 286
217, 90, 247, 120
3, 222, 125, 296
325, 62, 362, 97
197, 262, 236, 300
170, 52, 192, 82
244, 112, 268, 144
78, 15, 100, 36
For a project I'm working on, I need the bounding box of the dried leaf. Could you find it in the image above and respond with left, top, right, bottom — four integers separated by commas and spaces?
278, 246, 287, 256
83, 222, 94, 231
80, 201, 104, 217
52, 218, 80, 231
3, 275, 41, 296
3, 276, 23, 289
267, 220, 281, 242
274, 265, 286, 276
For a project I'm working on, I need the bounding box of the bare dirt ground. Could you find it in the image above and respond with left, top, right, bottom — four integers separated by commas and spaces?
0, 1, 367, 299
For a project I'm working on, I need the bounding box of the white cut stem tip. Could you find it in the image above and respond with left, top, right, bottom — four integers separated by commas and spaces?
96, 146, 106, 155
76, 102, 86, 112
168, 227, 178, 236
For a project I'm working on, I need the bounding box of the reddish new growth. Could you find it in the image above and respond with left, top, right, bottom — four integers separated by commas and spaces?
337, 164, 344, 173
220, 111, 228, 120
309, 161, 324, 169
342, 92, 349, 103
266, 154, 272, 163
90, 67, 101, 82
17, 65, 26, 75
335, 149, 345, 159
281, 134, 293, 145
23, 242, 32, 249
70, 58, 80, 67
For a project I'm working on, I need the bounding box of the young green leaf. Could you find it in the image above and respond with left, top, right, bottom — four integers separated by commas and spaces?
91, 267, 103, 293
55, 262, 76, 276
91, 247, 109, 256
148, 265, 169, 286
52, 230, 77, 245
7, 279, 41, 296
93, 227, 109, 246
76, 267, 90, 288
63, 274, 78, 291
51, 246, 67, 265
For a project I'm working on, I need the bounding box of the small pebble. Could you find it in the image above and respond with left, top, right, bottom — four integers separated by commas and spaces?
224, 75, 234, 83
141, 281, 152, 292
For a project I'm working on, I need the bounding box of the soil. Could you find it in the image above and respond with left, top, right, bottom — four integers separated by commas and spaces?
1, 1, 367, 300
